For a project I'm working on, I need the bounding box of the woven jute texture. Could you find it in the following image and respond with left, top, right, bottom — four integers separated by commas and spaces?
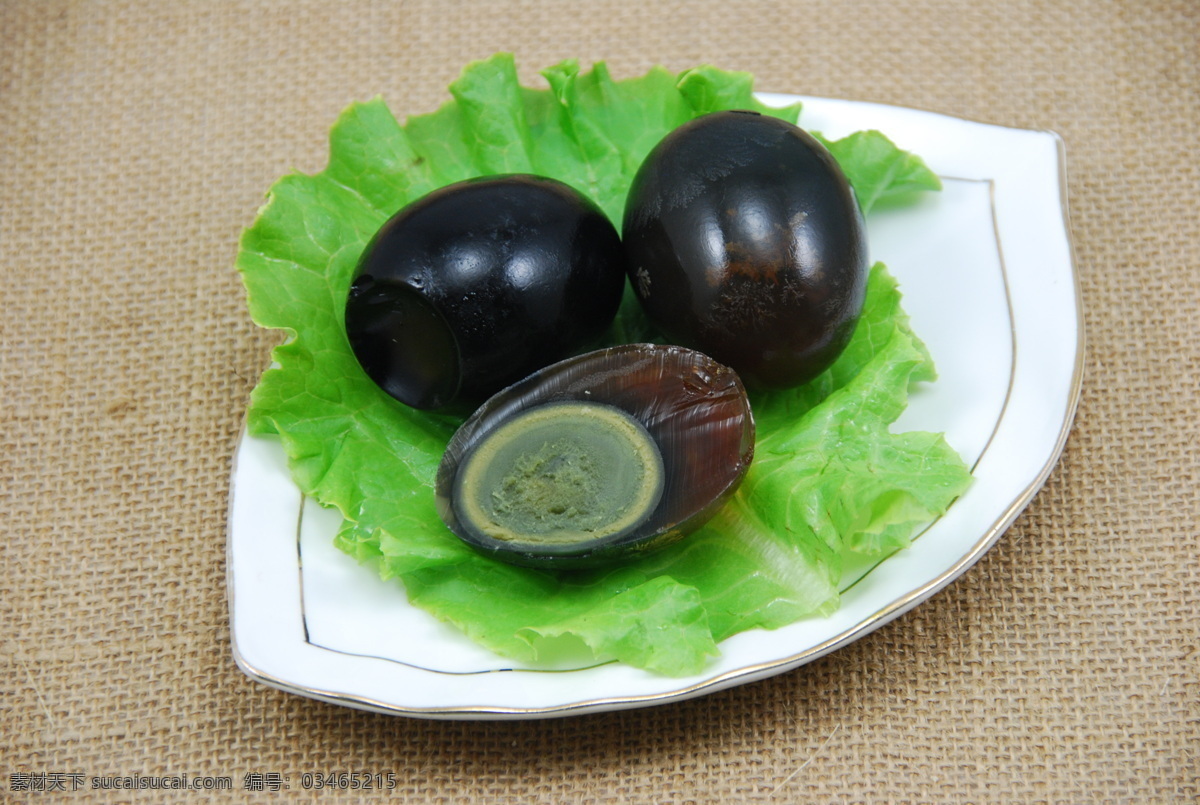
2, 0, 1197, 802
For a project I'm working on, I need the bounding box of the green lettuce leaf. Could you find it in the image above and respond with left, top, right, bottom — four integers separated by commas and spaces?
814, 130, 944, 212
237, 54, 968, 676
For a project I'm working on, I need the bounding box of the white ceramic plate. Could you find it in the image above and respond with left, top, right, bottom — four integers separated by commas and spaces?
227, 94, 1082, 719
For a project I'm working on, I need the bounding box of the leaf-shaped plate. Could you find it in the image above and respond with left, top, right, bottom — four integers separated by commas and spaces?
227, 94, 1081, 718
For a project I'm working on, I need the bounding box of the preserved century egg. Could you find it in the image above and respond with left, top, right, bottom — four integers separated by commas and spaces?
435, 343, 755, 568
622, 111, 869, 389
346, 175, 627, 410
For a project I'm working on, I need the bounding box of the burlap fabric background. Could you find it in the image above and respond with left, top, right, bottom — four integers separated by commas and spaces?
2, 1, 1197, 801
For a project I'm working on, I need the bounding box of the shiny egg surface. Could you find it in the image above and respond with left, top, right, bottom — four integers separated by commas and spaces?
346, 175, 627, 410
623, 111, 869, 389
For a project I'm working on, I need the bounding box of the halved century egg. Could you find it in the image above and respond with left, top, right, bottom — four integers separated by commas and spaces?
435, 343, 755, 568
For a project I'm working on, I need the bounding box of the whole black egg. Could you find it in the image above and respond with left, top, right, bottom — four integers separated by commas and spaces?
345, 175, 627, 410
622, 111, 868, 389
